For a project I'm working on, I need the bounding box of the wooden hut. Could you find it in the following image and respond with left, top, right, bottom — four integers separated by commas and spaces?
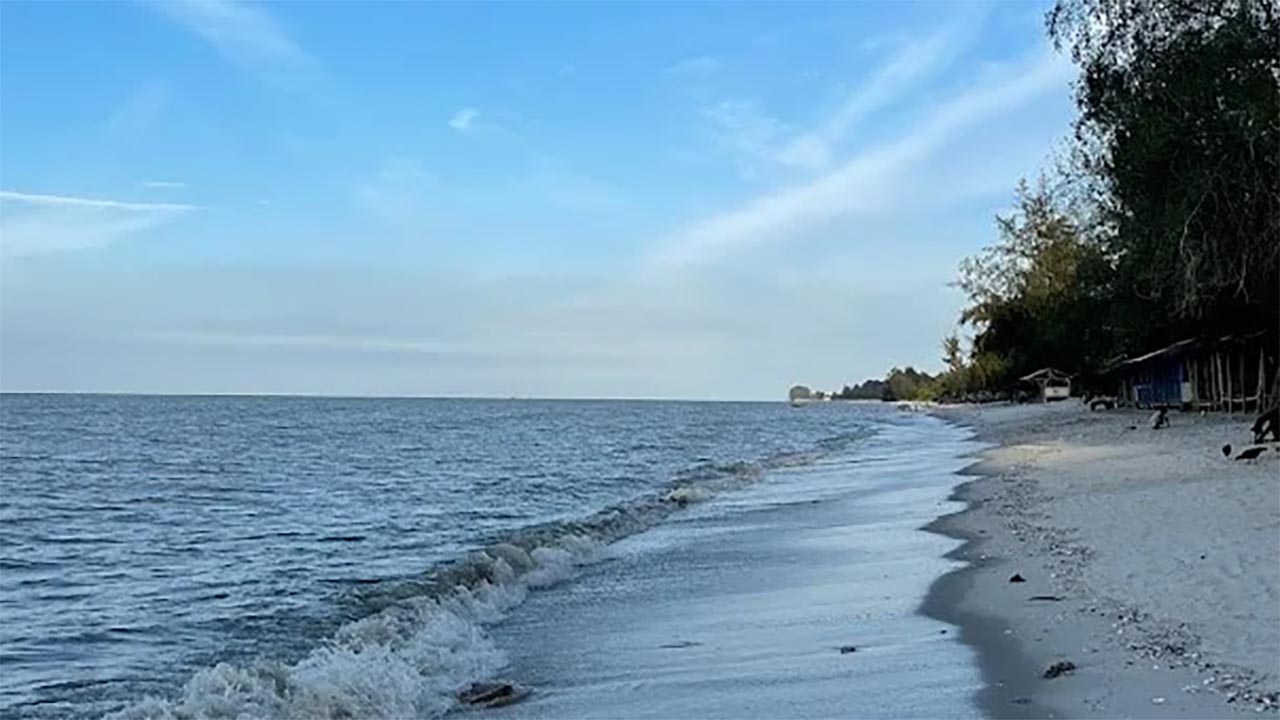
1105, 331, 1278, 412
1020, 368, 1072, 402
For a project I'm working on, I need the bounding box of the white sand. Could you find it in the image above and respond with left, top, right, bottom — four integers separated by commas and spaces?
933, 401, 1280, 717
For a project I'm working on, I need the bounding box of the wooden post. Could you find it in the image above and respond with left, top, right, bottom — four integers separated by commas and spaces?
1226, 350, 1234, 414
1212, 352, 1219, 410
1244, 349, 1250, 409
1213, 351, 1223, 409
1221, 354, 1227, 414
1258, 348, 1266, 412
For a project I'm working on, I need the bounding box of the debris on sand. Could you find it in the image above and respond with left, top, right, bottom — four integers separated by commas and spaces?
659, 640, 701, 649
1009, 573, 1027, 583
839, 645, 858, 654
1043, 660, 1077, 679
458, 682, 531, 709
1234, 446, 1268, 462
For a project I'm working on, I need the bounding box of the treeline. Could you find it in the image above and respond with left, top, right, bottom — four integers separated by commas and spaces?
865, 0, 1278, 403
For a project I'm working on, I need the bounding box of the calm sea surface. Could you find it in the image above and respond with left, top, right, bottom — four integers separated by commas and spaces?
0, 395, 928, 719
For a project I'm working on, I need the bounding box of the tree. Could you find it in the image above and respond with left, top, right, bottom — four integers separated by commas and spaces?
1049, 0, 1280, 350
941, 335, 964, 373
884, 366, 935, 401
955, 177, 1116, 384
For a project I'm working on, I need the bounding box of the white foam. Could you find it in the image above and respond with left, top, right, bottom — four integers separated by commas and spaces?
109, 537, 603, 720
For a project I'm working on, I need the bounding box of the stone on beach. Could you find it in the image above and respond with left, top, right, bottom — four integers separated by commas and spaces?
1043, 660, 1076, 679
458, 682, 531, 709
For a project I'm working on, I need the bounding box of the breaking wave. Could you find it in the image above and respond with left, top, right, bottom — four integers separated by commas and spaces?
110, 436, 868, 720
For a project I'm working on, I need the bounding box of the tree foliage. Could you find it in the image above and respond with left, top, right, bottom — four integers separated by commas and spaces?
927, 0, 1278, 401
1050, 0, 1280, 347
834, 379, 888, 400
953, 178, 1116, 387
846, 0, 1277, 402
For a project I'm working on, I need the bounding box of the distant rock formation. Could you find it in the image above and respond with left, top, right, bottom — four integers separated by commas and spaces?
788, 385, 812, 402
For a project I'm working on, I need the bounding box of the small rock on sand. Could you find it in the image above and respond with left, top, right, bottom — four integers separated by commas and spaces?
1010, 573, 1027, 583
1043, 660, 1076, 679
458, 682, 531, 709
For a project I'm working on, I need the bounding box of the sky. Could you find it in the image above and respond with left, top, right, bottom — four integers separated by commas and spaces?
0, 0, 1077, 400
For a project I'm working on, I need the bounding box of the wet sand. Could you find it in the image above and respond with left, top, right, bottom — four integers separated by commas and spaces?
488, 416, 988, 718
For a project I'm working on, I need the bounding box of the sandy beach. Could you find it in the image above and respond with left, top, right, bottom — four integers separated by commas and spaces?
927, 401, 1280, 718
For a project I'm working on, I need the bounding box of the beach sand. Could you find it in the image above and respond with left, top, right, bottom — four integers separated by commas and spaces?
927, 401, 1280, 718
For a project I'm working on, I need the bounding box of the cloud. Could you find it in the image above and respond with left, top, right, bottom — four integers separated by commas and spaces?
142, 180, 187, 189
783, 29, 964, 169
700, 100, 791, 180
106, 81, 172, 136
653, 50, 1074, 268
145, 0, 316, 90
666, 55, 721, 76
0, 191, 197, 258
702, 17, 986, 174
449, 108, 479, 133
140, 330, 471, 355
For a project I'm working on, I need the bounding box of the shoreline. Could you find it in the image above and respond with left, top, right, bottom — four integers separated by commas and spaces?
922, 402, 1279, 718
921, 465, 1056, 720
489, 414, 987, 718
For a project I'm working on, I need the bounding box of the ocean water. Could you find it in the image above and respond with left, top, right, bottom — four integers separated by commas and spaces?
0, 395, 980, 719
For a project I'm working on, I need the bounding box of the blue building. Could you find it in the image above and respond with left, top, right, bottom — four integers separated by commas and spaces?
1106, 331, 1278, 412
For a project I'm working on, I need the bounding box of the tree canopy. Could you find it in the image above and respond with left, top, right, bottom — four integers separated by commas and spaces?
851, 0, 1278, 403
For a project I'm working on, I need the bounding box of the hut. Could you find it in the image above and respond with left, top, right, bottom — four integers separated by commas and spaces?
1104, 331, 1278, 412
1020, 368, 1072, 402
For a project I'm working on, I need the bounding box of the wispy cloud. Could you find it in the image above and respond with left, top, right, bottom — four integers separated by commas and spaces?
106, 81, 172, 137
145, 0, 314, 87
700, 100, 791, 180
702, 17, 985, 174
0, 191, 197, 258
783, 28, 969, 169
449, 108, 479, 133
141, 330, 469, 355
653, 50, 1073, 268
141, 180, 187, 189
666, 55, 721, 76
136, 328, 644, 366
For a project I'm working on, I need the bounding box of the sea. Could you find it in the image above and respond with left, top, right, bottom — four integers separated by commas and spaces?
0, 394, 984, 719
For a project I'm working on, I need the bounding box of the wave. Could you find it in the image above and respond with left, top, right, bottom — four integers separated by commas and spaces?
109, 433, 870, 720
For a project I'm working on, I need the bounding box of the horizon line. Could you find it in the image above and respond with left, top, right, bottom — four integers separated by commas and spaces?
0, 390, 801, 403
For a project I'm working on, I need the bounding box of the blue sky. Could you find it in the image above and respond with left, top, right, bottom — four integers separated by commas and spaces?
0, 0, 1075, 399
